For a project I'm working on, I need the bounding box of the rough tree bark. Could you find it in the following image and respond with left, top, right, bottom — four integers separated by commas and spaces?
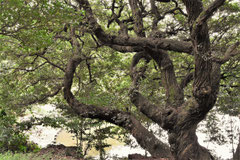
233, 136, 240, 160
61, 0, 240, 159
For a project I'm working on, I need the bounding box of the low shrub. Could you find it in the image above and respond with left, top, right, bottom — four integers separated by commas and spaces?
0, 109, 40, 153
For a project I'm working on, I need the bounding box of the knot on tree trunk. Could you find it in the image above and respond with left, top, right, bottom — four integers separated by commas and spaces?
193, 85, 212, 99
161, 108, 178, 130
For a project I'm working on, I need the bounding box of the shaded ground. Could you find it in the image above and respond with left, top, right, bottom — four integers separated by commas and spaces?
31, 145, 165, 160
34, 145, 170, 160
30, 144, 83, 160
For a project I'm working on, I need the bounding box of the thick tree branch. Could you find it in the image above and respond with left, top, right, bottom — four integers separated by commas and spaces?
129, 52, 164, 125
146, 48, 184, 107
192, 0, 226, 36
150, 0, 160, 29
196, 0, 225, 26
76, 0, 192, 54
110, 44, 143, 52
182, 0, 203, 26
182, 0, 213, 105
129, 0, 145, 37
180, 0, 223, 124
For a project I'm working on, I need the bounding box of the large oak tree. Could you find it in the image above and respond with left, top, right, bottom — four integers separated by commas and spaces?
0, 0, 240, 159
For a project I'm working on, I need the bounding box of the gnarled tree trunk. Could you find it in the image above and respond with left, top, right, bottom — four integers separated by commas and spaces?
60, 0, 240, 159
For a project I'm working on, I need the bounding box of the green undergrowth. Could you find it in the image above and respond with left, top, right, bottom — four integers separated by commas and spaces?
0, 151, 52, 160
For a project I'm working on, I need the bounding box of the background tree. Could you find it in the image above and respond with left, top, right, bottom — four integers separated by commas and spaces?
0, 0, 239, 159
